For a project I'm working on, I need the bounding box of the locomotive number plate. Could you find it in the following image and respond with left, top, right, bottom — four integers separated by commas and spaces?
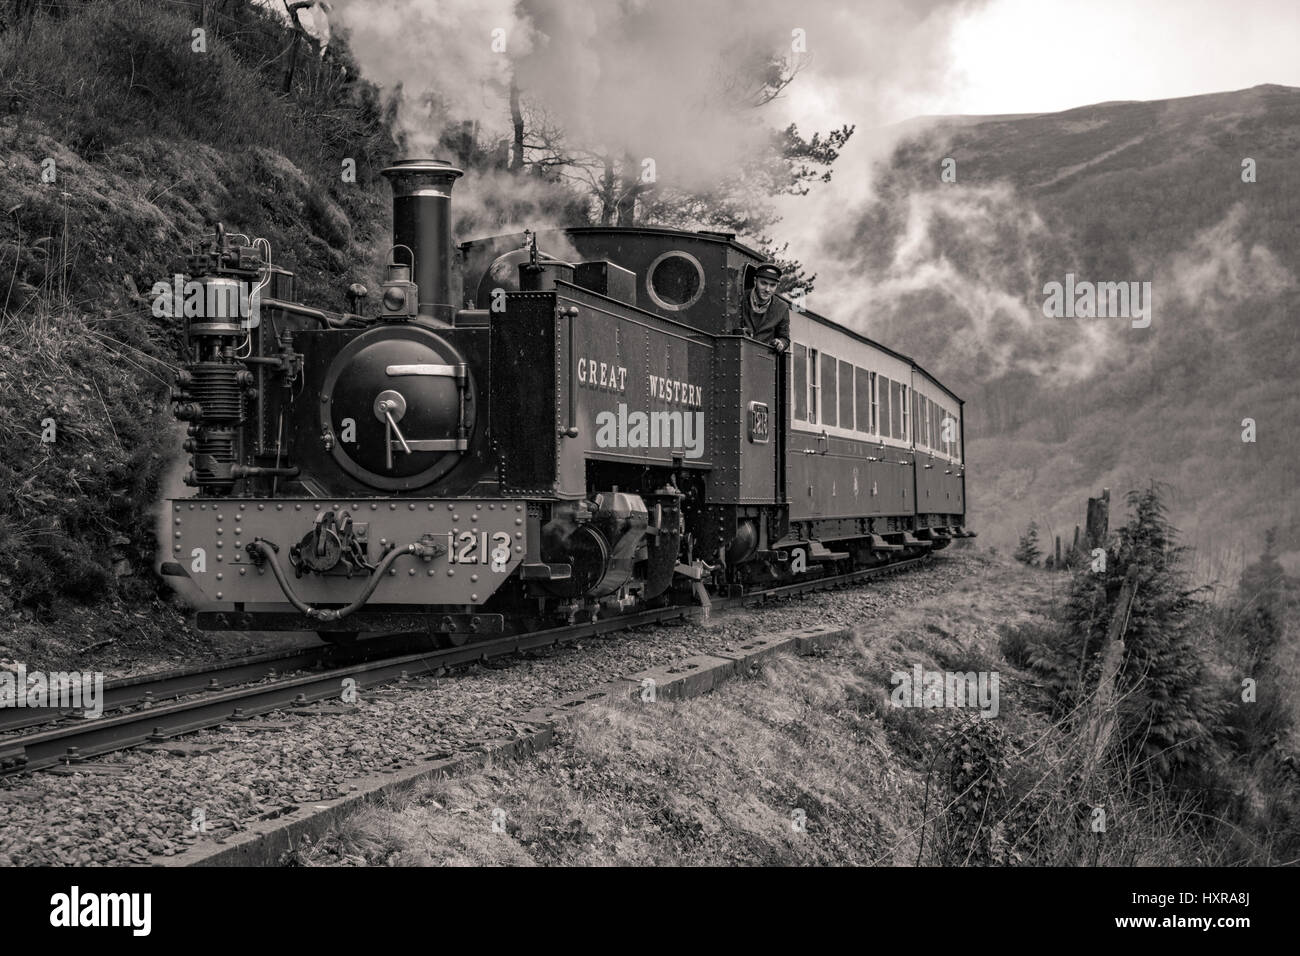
448, 530, 514, 570
748, 402, 770, 443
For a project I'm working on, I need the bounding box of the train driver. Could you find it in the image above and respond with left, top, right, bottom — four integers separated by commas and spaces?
740, 262, 789, 352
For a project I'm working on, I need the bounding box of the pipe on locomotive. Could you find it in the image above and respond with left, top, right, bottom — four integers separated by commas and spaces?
380, 159, 464, 326
247, 538, 431, 622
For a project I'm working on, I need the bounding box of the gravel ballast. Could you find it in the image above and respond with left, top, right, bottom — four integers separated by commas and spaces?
0, 551, 994, 865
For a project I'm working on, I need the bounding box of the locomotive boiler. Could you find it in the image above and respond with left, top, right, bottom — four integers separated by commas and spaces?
161, 158, 972, 643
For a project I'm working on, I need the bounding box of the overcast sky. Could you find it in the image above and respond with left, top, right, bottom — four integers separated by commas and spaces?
781, 0, 1300, 129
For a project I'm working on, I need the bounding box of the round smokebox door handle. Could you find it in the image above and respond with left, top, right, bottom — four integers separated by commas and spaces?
373, 389, 407, 423
374, 390, 412, 469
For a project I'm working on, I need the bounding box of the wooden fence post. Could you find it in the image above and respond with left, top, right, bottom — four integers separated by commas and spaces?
1083, 567, 1139, 778
1086, 488, 1110, 550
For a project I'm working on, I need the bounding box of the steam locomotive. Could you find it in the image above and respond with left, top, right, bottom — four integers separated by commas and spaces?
161, 158, 973, 643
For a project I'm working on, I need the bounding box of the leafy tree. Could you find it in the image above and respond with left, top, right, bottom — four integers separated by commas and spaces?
1030, 485, 1225, 783
506, 47, 852, 293
1014, 521, 1042, 566
1222, 527, 1292, 755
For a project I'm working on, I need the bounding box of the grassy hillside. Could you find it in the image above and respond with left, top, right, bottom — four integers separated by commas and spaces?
831, 85, 1300, 580
0, 0, 398, 656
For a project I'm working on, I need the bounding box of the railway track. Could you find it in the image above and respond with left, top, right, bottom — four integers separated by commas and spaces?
0, 554, 929, 776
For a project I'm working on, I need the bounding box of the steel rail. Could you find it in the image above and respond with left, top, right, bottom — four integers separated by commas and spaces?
0, 554, 931, 776
0, 634, 432, 736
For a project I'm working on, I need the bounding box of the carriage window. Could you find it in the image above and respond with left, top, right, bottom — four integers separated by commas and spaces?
873, 372, 881, 434
878, 376, 890, 437
901, 385, 909, 441
838, 362, 854, 430
793, 344, 807, 421
924, 399, 933, 450
821, 353, 837, 428
807, 348, 818, 425
890, 381, 902, 438
855, 366, 871, 435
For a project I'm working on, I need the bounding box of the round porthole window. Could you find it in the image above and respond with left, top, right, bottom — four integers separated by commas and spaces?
646, 251, 705, 311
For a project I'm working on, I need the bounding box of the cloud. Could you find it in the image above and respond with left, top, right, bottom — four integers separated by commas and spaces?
1157, 203, 1295, 307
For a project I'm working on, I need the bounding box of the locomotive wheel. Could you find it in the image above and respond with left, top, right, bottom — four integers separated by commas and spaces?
318, 631, 360, 645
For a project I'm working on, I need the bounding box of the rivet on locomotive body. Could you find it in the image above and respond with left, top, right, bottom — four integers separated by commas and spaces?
409, 503, 416, 511
447, 504, 454, 511
471, 594, 478, 601
516, 504, 523, 511
239, 568, 246, 575
447, 569, 455, 576
174, 532, 182, 539
515, 532, 522, 539
216, 541, 224, 548
428, 503, 435, 511
258, 504, 264, 511
216, 593, 222, 599
234, 527, 241, 535
315, 504, 322, 511
515, 545, 523, 553
295, 504, 302, 510
475, 504, 482, 511
427, 569, 435, 576
216, 527, 223, 535
390, 504, 396, 510
452, 514, 460, 522
175, 518, 182, 526
515, 518, 523, 525
174, 504, 181, 512
189, 504, 194, 510
408, 568, 416, 576
217, 554, 223, 561
216, 573, 223, 581
380, 538, 388, 545
370, 503, 377, 510
471, 574, 478, 582
276, 504, 283, 511
471, 515, 478, 523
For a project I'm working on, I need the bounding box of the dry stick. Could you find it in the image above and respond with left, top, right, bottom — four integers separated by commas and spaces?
3, 235, 21, 315
962, 775, 998, 866
80, 340, 167, 387
90, 377, 121, 447
914, 724, 965, 865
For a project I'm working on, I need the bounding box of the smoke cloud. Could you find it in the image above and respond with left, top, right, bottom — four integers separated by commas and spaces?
329, 0, 980, 191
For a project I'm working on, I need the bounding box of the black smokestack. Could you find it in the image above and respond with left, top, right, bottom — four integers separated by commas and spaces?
381, 159, 464, 324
